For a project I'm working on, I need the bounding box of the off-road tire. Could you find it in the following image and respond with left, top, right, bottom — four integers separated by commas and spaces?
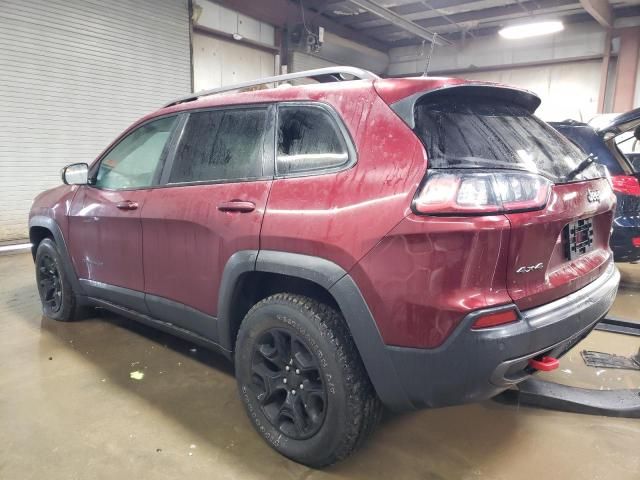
235, 293, 382, 467
35, 238, 86, 321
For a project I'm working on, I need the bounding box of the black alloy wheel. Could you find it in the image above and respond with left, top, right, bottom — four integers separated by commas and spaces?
34, 238, 86, 321
235, 293, 383, 467
37, 253, 63, 314
250, 328, 327, 440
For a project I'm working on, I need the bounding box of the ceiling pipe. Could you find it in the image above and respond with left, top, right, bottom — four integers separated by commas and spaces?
345, 0, 452, 45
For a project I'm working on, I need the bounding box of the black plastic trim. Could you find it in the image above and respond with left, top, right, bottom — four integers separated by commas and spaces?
80, 279, 148, 314
29, 216, 85, 296
329, 274, 413, 411
216, 250, 259, 353
255, 250, 347, 289
80, 280, 228, 355
89, 297, 228, 355
215, 249, 412, 409
146, 293, 219, 341
383, 262, 620, 410
390, 83, 541, 129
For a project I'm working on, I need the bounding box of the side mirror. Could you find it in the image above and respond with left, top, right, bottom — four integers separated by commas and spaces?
634, 125, 640, 141
61, 163, 89, 185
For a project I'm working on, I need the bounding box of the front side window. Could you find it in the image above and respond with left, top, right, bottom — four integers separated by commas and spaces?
414, 97, 607, 183
95, 116, 177, 189
169, 108, 267, 183
277, 105, 350, 175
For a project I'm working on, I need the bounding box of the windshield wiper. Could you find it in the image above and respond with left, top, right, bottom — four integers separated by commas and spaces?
564, 153, 597, 181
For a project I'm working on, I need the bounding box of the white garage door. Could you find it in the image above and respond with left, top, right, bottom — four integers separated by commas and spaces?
0, 0, 191, 242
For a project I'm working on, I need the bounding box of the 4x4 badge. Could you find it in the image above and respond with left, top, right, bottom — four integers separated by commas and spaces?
587, 189, 600, 203
516, 263, 544, 274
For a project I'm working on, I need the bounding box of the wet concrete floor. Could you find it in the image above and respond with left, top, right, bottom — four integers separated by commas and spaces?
1, 253, 639, 479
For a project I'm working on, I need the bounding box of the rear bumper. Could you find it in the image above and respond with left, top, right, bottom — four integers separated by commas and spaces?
611, 216, 640, 262
384, 261, 620, 409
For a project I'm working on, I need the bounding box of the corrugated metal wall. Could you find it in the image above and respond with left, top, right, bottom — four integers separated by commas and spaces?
0, 0, 191, 242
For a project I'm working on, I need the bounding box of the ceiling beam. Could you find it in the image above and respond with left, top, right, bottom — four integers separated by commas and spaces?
337, 0, 484, 26
345, 0, 452, 45
218, 0, 389, 51
362, 0, 578, 37
579, 0, 613, 28
388, 9, 597, 46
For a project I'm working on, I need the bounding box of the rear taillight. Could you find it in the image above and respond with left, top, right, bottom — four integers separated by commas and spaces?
472, 308, 519, 329
413, 170, 551, 215
611, 175, 640, 196
632, 237, 640, 248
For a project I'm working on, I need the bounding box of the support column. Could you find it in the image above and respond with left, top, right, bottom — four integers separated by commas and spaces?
612, 27, 640, 112
597, 31, 612, 113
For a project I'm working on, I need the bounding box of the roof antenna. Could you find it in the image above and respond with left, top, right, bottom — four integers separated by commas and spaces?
422, 33, 438, 76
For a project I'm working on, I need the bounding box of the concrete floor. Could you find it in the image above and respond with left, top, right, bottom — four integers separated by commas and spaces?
1, 253, 639, 480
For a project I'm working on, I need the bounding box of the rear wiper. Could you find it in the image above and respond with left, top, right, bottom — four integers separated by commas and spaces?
564, 153, 597, 181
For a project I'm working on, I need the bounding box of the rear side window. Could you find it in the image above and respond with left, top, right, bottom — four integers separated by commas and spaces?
169, 108, 267, 183
415, 97, 605, 183
277, 105, 350, 175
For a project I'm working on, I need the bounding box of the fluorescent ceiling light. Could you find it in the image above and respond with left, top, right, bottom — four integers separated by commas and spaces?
499, 20, 564, 39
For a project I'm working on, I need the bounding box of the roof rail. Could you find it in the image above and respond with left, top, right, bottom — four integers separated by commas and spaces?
163, 66, 379, 108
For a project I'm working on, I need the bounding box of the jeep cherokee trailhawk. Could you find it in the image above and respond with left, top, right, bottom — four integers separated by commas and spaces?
30, 67, 620, 467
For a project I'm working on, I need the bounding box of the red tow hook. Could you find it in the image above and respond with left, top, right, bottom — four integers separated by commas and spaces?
528, 356, 560, 372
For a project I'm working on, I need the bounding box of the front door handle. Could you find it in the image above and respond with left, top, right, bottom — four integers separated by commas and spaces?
116, 200, 139, 211
217, 200, 256, 213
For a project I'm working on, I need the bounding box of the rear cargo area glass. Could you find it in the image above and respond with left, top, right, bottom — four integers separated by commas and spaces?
414, 98, 602, 183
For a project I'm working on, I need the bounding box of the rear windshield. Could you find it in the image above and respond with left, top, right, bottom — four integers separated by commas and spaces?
415, 97, 606, 183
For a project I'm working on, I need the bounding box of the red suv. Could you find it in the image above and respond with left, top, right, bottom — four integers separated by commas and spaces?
30, 67, 620, 467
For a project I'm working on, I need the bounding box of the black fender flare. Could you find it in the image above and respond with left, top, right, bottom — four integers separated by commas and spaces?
28, 216, 85, 296
216, 249, 412, 410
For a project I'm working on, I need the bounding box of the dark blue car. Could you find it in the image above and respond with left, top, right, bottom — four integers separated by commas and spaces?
552, 108, 640, 263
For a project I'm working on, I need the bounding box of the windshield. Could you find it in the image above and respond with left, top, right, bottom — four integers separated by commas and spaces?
414, 97, 606, 183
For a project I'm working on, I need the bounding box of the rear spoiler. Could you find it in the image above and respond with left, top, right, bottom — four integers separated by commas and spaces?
384, 83, 541, 129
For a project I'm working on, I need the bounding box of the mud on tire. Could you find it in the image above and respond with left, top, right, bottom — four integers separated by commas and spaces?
235, 293, 382, 467
35, 238, 86, 322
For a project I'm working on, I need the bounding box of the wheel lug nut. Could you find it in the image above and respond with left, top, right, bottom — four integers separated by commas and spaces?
285, 365, 290, 371
295, 369, 300, 375
283, 378, 287, 384
289, 359, 293, 365
291, 389, 296, 395
299, 384, 304, 389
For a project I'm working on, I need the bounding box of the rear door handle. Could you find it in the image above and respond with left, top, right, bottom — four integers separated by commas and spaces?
116, 200, 139, 211
217, 200, 256, 213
